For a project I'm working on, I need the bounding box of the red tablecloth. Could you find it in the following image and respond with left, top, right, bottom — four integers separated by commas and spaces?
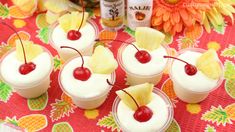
0, 1, 235, 132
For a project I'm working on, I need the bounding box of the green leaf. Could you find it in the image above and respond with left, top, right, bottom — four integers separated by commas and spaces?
166, 119, 181, 132
221, 44, 235, 58
0, 3, 9, 18
86, 8, 94, 17
201, 106, 232, 126
225, 79, 235, 99
36, 13, 49, 29
0, 81, 13, 102
97, 112, 120, 132
213, 22, 226, 34
37, 27, 49, 44
124, 27, 135, 37
53, 56, 62, 71
28, 92, 48, 111
205, 124, 216, 132
224, 61, 235, 80
52, 122, 73, 132
5, 117, 18, 126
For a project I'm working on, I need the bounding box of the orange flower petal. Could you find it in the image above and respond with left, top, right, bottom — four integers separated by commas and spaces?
163, 21, 172, 33
173, 12, 180, 23
152, 15, 163, 26
156, 7, 165, 17
163, 11, 170, 22
179, 9, 189, 20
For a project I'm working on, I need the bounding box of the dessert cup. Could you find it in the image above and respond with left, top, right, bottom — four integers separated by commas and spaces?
118, 41, 170, 85
112, 88, 174, 132
0, 47, 53, 98
59, 56, 116, 109
49, 20, 98, 61
169, 48, 224, 103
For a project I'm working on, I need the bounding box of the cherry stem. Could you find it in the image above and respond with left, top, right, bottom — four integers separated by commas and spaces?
1, 21, 27, 64
96, 39, 140, 52
60, 46, 84, 68
164, 56, 189, 65
106, 79, 140, 108
78, 0, 85, 31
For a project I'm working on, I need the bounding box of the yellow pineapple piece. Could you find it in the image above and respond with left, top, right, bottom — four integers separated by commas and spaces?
196, 49, 222, 80
135, 27, 165, 51
46, 11, 61, 24
16, 40, 43, 62
18, 114, 47, 132
89, 46, 118, 74
116, 83, 154, 110
58, 11, 89, 32
45, 0, 69, 14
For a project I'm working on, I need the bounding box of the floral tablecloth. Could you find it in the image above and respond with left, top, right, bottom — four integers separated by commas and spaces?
0, 1, 235, 132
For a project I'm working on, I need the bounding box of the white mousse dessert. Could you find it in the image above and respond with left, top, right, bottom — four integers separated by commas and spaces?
113, 83, 173, 132
0, 41, 53, 98
49, 11, 97, 61
59, 45, 118, 109
170, 49, 223, 103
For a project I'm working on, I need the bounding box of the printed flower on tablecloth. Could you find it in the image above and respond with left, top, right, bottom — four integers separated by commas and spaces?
53, 55, 64, 71
50, 93, 77, 122
205, 124, 216, 132
84, 109, 99, 119
221, 44, 235, 59
0, 3, 9, 19
5, 114, 48, 132
177, 36, 199, 50
152, 0, 212, 35
36, 13, 49, 29
201, 104, 235, 126
13, 19, 26, 28
223, 60, 235, 99
166, 119, 181, 132
27, 92, 48, 111
52, 122, 74, 132
186, 103, 201, 114
207, 41, 221, 51
0, 81, 13, 103
97, 112, 120, 132
161, 78, 178, 107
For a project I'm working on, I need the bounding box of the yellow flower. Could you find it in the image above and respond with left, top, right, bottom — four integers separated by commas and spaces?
186, 103, 201, 114
207, 41, 221, 51
13, 19, 26, 28
84, 109, 99, 119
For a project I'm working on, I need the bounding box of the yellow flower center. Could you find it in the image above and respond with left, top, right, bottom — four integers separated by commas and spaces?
165, 0, 180, 4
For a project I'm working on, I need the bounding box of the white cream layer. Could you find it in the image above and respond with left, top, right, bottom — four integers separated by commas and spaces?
0, 51, 52, 88
117, 93, 169, 132
121, 44, 168, 76
60, 56, 112, 99
171, 51, 219, 92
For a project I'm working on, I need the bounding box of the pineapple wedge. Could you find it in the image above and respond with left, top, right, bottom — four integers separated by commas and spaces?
116, 83, 154, 110
58, 11, 89, 32
16, 40, 43, 62
89, 46, 118, 74
196, 49, 222, 80
45, 0, 70, 14
135, 27, 165, 51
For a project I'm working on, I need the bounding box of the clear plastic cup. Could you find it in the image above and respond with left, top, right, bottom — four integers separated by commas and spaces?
49, 20, 99, 61
169, 48, 224, 103
117, 41, 170, 85
58, 56, 116, 109
0, 47, 53, 98
112, 88, 174, 132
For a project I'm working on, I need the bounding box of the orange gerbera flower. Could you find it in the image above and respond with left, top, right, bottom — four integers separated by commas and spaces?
152, 0, 214, 35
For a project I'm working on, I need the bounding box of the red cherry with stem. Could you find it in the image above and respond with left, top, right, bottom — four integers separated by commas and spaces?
60, 46, 91, 81
67, 0, 85, 41
106, 79, 153, 122
96, 39, 151, 64
164, 56, 197, 76
1, 22, 36, 75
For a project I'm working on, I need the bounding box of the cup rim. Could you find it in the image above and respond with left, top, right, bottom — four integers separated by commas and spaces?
48, 19, 99, 52
58, 55, 116, 101
117, 38, 171, 78
169, 48, 224, 94
0, 46, 54, 89
112, 88, 174, 132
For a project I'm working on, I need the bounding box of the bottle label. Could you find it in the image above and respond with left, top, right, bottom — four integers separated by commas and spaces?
127, 0, 153, 30
101, 0, 124, 20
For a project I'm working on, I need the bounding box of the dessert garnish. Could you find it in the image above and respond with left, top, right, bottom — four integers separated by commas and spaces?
89, 45, 118, 74
196, 49, 222, 79
1, 22, 43, 75
58, 0, 88, 41
60, 46, 91, 81
135, 27, 165, 51
107, 79, 154, 122
96, 39, 151, 64
164, 55, 197, 76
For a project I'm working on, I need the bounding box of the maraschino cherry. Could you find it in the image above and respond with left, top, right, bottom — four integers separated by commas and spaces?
1, 22, 36, 75
106, 79, 153, 122
164, 56, 197, 76
67, 0, 85, 40
96, 39, 151, 64
60, 46, 91, 81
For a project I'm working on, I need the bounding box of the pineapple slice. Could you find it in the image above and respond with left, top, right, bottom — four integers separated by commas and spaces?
16, 40, 43, 62
135, 27, 165, 51
116, 83, 154, 110
46, 11, 61, 24
58, 11, 89, 32
196, 49, 222, 80
89, 46, 118, 74
45, 0, 70, 14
